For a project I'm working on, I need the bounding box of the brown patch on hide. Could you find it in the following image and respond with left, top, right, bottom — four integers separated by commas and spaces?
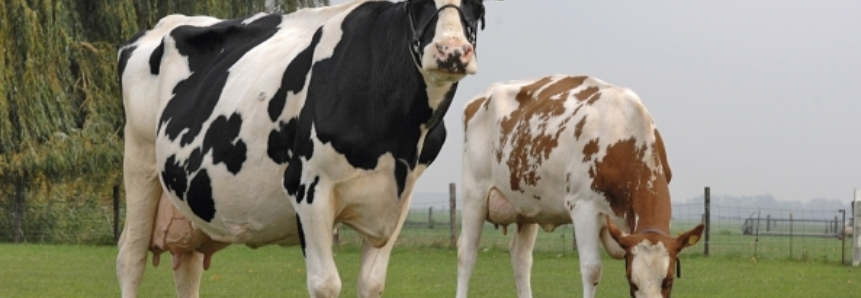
463, 96, 488, 134
495, 76, 585, 192
654, 129, 672, 183
574, 116, 587, 140
590, 138, 649, 228
575, 86, 601, 104
582, 138, 600, 162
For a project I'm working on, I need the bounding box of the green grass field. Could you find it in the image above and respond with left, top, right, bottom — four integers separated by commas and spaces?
1, 243, 858, 297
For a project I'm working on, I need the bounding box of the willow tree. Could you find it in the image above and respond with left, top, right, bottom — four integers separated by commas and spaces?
0, 0, 328, 243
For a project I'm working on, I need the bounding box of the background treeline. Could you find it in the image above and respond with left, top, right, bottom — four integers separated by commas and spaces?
0, 0, 328, 244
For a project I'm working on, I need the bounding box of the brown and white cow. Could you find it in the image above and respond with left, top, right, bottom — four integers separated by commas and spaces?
456, 75, 705, 298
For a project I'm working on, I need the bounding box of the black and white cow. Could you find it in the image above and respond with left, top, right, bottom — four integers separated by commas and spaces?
116, 1, 488, 297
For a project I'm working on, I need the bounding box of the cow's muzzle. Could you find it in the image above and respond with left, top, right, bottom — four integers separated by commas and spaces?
432, 40, 474, 74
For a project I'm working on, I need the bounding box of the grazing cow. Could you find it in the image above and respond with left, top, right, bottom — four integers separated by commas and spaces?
116, 1, 488, 297
456, 75, 705, 298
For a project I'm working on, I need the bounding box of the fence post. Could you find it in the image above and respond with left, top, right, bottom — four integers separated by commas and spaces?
755, 209, 761, 257
429, 206, 434, 229
789, 212, 793, 259
853, 189, 860, 266
334, 226, 340, 245
113, 184, 121, 243
832, 216, 837, 234
13, 176, 25, 244
767, 215, 771, 232
841, 209, 846, 265
449, 183, 457, 248
704, 187, 710, 256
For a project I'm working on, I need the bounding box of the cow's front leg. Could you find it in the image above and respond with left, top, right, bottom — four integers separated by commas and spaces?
293, 184, 340, 298
571, 200, 604, 298
510, 223, 538, 298
456, 182, 490, 298
355, 193, 412, 298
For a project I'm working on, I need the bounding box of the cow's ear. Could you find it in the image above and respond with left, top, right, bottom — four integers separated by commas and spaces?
675, 224, 705, 252
606, 215, 629, 249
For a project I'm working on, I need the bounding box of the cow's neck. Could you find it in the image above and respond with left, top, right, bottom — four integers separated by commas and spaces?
628, 175, 672, 235
422, 80, 457, 130
366, 3, 458, 128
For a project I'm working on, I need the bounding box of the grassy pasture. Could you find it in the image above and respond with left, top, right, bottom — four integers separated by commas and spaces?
1, 243, 858, 297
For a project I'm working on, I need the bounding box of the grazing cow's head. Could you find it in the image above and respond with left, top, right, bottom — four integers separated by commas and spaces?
405, 0, 487, 81
607, 216, 705, 298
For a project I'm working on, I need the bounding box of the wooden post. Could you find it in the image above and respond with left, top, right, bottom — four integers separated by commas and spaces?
13, 176, 25, 243
333, 226, 340, 245
113, 184, 120, 243
767, 215, 771, 232
704, 187, 710, 256
841, 209, 846, 265
789, 212, 793, 259
560, 225, 566, 255
449, 183, 457, 248
428, 206, 434, 229
833, 216, 838, 234
854, 190, 861, 266
754, 209, 761, 257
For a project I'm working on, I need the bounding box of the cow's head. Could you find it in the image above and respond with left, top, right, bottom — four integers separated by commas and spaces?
405, 0, 487, 81
607, 216, 705, 298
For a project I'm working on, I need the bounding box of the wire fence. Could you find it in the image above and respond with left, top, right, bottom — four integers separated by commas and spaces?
0, 201, 119, 245
339, 200, 854, 264
2, 194, 854, 264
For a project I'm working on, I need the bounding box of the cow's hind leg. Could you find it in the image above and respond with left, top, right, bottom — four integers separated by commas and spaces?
510, 223, 538, 298
117, 136, 161, 298
571, 200, 604, 298
172, 251, 204, 298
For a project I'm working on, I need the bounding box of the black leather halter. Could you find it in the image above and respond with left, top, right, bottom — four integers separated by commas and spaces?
404, 0, 485, 68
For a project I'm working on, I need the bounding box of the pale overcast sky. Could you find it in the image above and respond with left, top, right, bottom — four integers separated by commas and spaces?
329, 0, 861, 204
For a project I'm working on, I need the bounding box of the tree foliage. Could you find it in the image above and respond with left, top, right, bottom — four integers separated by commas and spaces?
0, 0, 328, 243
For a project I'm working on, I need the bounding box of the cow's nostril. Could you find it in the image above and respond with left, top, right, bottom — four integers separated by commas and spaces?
461, 46, 473, 60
